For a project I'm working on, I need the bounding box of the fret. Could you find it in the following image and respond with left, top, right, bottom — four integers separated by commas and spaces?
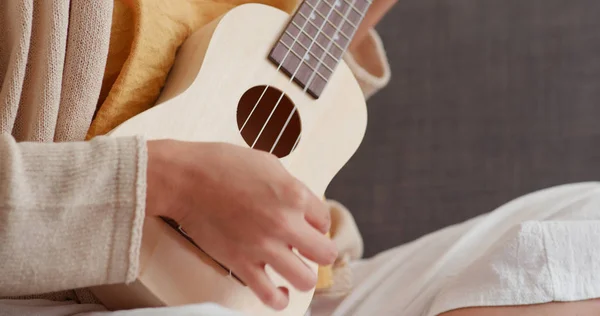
307, 0, 369, 26
281, 32, 336, 78
319, 29, 349, 58
296, 19, 346, 59
270, 42, 328, 96
338, 3, 365, 32
320, 0, 357, 29
268, 0, 373, 98
299, 59, 331, 82
328, 0, 362, 31
297, 10, 320, 30
279, 35, 334, 78
291, 12, 319, 39
282, 30, 335, 74
353, 0, 370, 13
282, 30, 324, 62
328, 42, 344, 60
321, 23, 351, 49
340, 0, 367, 17
278, 43, 331, 83
296, 5, 347, 52
302, 0, 354, 92
293, 13, 347, 58
302, 2, 341, 34
313, 0, 363, 36
302, 1, 355, 52
288, 12, 345, 60
339, 21, 355, 46
297, 11, 350, 43
339, 2, 367, 48
289, 11, 316, 37
314, 1, 344, 31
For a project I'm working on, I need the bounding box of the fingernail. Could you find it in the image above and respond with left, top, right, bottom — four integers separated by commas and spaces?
274, 289, 289, 310
279, 286, 290, 298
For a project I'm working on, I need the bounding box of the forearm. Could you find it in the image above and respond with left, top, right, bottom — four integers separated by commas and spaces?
0, 134, 146, 297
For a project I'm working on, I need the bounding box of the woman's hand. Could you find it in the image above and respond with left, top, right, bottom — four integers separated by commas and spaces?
145, 140, 337, 310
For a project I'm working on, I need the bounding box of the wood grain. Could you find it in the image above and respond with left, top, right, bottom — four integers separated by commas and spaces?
91, 3, 367, 316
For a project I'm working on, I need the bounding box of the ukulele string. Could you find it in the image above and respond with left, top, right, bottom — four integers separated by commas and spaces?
233, 3, 364, 284
270, 0, 364, 154
239, 2, 318, 135
248, 0, 340, 149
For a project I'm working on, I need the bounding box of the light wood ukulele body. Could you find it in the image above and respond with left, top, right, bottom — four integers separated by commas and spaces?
91, 2, 369, 315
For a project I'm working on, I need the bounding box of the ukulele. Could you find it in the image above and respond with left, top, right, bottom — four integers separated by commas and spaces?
90, 0, 371, 314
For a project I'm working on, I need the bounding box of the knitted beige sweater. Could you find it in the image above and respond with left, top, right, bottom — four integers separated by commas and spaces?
0, 0, 390, 306
0, 0, 145, 298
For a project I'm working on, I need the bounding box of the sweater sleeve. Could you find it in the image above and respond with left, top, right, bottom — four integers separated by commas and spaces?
0, 134, 146, 297
345, 28, 392, 100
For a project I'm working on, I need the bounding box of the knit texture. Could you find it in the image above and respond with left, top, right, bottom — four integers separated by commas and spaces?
0, 0, 388, 307
1, 1, 112, 142
0, 0, 146, 301
0, 135, 146, 296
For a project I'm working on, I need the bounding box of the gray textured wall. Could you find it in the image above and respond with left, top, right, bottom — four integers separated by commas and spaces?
326, 0, 600, 257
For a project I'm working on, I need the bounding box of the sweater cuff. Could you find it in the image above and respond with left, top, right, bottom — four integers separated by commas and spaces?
98, 134, 147, 285
345, 28, 392, 100
119, 135, 147, 285
0, 135, 147, 296
74, 135, 147, 286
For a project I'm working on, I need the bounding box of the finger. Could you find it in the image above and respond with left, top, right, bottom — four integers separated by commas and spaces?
303, 195, 331, 234
287, 221, 337, 266
236, 264, 289, 310
263, 243, 317, 292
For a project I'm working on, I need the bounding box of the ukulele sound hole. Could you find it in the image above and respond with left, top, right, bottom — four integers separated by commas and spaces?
237, 85, 301, 158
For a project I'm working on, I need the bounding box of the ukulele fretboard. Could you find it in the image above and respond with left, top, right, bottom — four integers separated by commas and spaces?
268, 0, 371, 98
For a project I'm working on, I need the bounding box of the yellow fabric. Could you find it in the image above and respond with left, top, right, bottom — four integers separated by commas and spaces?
316, 232, 334, 289
87, 0, 296, 138
90, 0, 333, 289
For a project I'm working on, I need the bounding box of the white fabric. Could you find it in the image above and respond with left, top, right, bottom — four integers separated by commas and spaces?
0, 300, 243, 316
3, 182, 600, 316
312, 182, 600, 316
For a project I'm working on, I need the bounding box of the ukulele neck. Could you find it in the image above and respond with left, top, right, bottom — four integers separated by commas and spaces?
268, 0, 372, 99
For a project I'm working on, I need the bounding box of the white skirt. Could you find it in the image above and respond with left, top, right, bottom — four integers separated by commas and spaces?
311, 181, 600, 316
3, 182, 600, 316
